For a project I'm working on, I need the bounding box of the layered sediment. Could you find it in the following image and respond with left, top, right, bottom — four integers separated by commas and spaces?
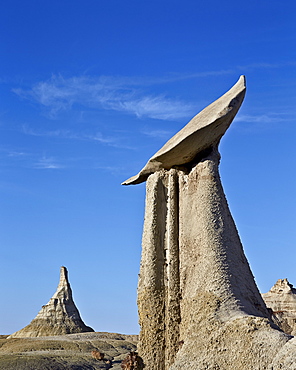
262, 278, 296, 336
8, 266, 94, 338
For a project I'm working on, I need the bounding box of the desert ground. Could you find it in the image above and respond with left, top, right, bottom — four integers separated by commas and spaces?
0, 332, 138, 369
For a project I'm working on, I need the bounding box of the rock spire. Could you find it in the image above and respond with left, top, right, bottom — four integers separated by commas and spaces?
8, 266, 94, 338
124, 76, 296, 369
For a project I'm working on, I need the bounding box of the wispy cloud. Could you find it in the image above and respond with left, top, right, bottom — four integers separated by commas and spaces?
111, 95, 194, 120
237, 61, 296, 72
161, 61, 296, 85
236, 113, 288, 123
33, 156, 63, 169
141, 128, 174, 140
0, 147, 31, 163
13, 75, 195, 120
6, 151, 28, 157
12, 61, 295, 122
127, 61, 296, 86
0, 147, 63, 170
93, 164, 126, 175
21, 125, 133, 149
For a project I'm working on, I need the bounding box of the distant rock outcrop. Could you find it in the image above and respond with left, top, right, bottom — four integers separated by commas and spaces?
8, 266, 94, 338
262, 278, 296, 336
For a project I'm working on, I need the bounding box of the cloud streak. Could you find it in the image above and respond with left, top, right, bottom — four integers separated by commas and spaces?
33, 156, 63, 169
13, 61, 294, 122
21, 125, 134, 149
236, 113, 288, 123
141, 128, 174, 140
13, 75, 195, 121
0, 147, 63, 170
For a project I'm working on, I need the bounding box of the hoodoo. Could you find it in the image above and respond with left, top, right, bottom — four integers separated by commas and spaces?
8, 266, 94, 338
124, 76, 296, 369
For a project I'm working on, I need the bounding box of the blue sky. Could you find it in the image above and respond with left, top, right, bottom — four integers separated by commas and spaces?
0, 0, 295, 335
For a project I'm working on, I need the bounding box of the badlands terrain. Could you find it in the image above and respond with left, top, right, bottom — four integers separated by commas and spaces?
0, 267, 139, 369
0, 331, 138, 369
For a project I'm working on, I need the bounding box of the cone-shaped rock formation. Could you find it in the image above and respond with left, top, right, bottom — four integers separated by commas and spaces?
262, 279, 296, 336
124, 76, 296, 369
8, 266, 94, 338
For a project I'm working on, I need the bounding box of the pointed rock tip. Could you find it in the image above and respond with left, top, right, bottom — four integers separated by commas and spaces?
122, 76, 246, 185
238, 75, 246, 86
267, 278, 294, 294
60, 266, 69, 281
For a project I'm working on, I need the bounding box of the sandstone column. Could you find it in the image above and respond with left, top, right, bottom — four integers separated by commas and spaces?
137, 169, 181, 369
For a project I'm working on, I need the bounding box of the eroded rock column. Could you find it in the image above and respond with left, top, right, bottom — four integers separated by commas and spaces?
137, 170, 181, 370
137, 172, 167, 369
124, 76, 296, 369
164, 169, 181, 368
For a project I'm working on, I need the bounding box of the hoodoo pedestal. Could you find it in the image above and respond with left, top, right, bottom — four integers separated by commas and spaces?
124, 77, 296, 369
